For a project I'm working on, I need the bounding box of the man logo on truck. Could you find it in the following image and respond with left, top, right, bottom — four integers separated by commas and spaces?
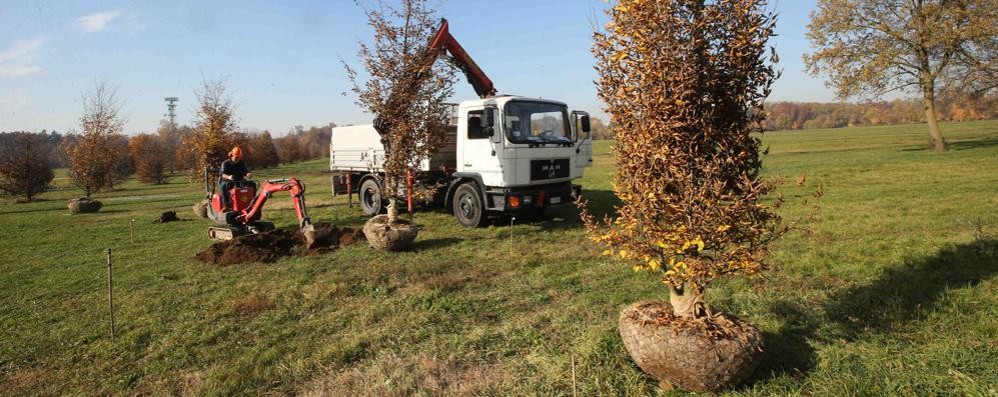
542, 162, 561, 179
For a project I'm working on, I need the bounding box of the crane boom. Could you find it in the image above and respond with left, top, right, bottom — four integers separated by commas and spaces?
428, 18, 497, 98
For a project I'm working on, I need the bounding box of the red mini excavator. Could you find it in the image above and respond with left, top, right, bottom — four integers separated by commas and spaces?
203, 169, 325, 248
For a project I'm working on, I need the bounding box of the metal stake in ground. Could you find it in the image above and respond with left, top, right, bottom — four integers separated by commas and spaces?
106, 248, 115, 342
129, 219, 135, 243
572, 355, 578, 397
509, 217, 516, 256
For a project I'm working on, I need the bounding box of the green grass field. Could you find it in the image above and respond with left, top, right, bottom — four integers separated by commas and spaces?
2, 120, 996, 396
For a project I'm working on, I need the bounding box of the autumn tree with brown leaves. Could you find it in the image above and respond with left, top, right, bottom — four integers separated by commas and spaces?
128, 134, 169, 184
248, 131, 280, 168
345, 0, 456, 223
585, 0, 783, 319
68, 82, 125, 197
804, 0, 998, 151
183, 78, 238, 178
0, 134, 54, 202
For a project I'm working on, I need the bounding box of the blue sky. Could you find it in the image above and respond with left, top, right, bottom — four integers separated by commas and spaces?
0, 0, 837, 135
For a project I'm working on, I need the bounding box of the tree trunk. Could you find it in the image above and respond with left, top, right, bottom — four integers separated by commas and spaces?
386, 177, 398, 223
387, 198, 398, 223
922, 81, 947, 152
669, 282, 706, 319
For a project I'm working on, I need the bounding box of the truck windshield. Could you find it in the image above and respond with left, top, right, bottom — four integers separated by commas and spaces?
504, 101, 572, 144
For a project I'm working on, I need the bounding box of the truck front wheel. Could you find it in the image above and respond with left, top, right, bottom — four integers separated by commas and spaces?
359, 178, 384, 215
453, 183, 487, 228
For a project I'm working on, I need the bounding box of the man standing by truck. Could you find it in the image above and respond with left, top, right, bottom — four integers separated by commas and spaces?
219, 146, 252, 211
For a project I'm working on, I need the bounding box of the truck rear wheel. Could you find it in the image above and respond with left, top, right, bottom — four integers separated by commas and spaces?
453, 183, 487, 228
359, 178, 384, 216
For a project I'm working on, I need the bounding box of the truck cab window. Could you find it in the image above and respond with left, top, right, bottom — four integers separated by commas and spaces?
467, 111, 489, 139
504, 101, 572, 144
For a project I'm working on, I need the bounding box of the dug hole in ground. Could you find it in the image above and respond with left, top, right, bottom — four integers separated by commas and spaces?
195, 222, 364, 266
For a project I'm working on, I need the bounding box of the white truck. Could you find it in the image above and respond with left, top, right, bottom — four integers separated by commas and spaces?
330, 96, 593, 227
330, 19, 593, 227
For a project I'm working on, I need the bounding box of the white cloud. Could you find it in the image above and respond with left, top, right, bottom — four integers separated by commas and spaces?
0, 37, 45, 78
76, 10, 123, 33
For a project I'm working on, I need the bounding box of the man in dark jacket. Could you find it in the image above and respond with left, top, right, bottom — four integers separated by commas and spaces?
219, 146, 252, 211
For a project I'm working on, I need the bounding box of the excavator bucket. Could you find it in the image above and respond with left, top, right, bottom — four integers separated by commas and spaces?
300, 223, 328, 250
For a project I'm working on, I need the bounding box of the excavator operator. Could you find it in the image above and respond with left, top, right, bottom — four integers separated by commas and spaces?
219, 146, 253, 211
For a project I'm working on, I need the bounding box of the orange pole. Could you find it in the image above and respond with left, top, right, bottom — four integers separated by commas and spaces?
407, 170, 414, 214
345, 173, 352, 208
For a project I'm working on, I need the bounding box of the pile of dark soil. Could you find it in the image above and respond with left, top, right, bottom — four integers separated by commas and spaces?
195, 222, 363, 266
155, 211, 181, 223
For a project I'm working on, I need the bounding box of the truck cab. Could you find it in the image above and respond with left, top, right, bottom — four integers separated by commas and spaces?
446, 95, 593, 226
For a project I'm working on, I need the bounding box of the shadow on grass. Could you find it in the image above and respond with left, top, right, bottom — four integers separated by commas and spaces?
948, 138, 998, 151
412, 237, 462, 251
0, 205, 69, 215
899, 138, 998, 152
748, 239, 998, 387
536, 189, 620, 231
824, 239, 997, 338
750, 301, 820, 384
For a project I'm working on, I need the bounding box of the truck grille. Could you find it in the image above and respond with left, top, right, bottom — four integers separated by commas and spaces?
530, 158, 570, 181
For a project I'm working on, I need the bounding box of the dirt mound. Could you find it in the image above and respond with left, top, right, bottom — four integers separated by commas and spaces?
195, 222, 363, 266
155, 211, 181, 223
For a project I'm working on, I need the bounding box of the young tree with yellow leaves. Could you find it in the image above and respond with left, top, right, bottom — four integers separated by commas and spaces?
586, 0, 782, 320
586, 1, 798, 390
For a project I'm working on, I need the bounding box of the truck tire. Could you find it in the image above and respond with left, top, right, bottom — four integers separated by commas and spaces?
359, 178, 384, 216
453, 183, 487, 228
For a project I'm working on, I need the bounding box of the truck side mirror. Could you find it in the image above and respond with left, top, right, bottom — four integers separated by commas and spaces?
581, 115, 591, 133
484, 108, 495, 127
483, 108, 496, 137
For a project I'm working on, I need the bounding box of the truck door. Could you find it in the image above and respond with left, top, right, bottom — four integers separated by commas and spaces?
458, 107, 503, 187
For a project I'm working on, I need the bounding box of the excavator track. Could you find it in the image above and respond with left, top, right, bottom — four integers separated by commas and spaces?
208, 227, 237, 241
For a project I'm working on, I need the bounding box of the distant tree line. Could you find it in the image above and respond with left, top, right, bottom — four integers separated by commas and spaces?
587, 94, 996, 138
0, 122, 336, 201
763, 95, 996, 131
272, 124, 334, 164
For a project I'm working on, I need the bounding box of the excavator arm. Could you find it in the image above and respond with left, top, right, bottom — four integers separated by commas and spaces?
238, 178, 322, 247
375, 18, 496, 136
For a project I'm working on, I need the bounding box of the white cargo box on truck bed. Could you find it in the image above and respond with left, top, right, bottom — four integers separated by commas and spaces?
328, 124, 457, 172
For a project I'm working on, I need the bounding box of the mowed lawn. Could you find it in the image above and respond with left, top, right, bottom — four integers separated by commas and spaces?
1, 120, 996, 396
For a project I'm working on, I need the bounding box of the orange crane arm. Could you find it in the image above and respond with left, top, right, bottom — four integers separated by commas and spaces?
428, 18, 497, 98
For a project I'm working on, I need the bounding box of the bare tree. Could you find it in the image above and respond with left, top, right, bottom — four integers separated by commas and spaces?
345, 0, 456, 223
804, 0, 998, 151
67, 81, 124, 197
